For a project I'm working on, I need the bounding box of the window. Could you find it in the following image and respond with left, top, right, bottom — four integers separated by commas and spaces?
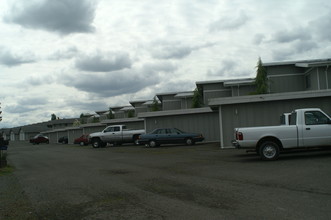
114, 127, 120, 132
104, 127, 114, 132
157, 129, 167, 134
305, 111, 329, 125
289, 113, 297, 125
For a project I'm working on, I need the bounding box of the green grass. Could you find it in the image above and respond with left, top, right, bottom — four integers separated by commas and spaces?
0, 165, 15, 176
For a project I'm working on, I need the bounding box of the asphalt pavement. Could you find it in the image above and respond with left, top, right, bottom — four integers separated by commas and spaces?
1, 141, 331, 219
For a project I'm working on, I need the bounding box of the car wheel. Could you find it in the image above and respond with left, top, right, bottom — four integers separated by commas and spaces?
259, 141, 280, 161
92, 139, 101, 148
149, 140, 157, 148
185, 138, 194, 145
80, 142, 85, 146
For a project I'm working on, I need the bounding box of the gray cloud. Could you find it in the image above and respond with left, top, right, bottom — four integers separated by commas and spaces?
272, 27, 311, 43
151, 45, 193, 59
75, 52, 132, 72
25, 75, 55, 86
4, 0, 96, 35
18, 97, 49, 106
208, 59, 249, 78
209, 11, 249, 32
252, 34, 265, 45
62, 61, 177, 97
150, 41, 215, 60
64, 99, 108, 113
310, 12, 331, 42
49, 46, 79, 60
0, 47, 35, 67
5, 105, 37, 114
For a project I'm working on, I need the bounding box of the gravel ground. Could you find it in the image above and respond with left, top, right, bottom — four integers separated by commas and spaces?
1, 141, 331, 219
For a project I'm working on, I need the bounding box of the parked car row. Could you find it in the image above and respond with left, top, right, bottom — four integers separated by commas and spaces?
30, 134, 89, 146
29, 126, 205, 148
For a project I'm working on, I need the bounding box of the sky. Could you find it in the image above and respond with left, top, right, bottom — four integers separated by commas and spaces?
1, 0, 331, 128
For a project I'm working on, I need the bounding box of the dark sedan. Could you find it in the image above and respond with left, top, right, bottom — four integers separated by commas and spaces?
30, 134, 49, 145
58, 136, 68, 144
138, 128, 204, 147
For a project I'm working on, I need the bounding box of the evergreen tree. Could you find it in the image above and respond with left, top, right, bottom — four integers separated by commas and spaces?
127, 110, 135, 118
51, 114, 57, 121
192, 87, 203, 108
255, 57, 268, 94
151, 97, 160, 111
107, 107, 114, 119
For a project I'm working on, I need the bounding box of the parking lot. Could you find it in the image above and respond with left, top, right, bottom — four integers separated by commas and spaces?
1, 141, 331, 219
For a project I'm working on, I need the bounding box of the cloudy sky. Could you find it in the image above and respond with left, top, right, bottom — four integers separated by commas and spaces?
1, 0, 331, 128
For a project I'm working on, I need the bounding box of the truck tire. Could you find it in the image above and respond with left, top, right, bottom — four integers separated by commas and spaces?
259, 141, 280, 161
92, 139, 101, 148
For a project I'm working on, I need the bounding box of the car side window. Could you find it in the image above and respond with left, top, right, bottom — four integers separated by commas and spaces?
114, 127, 120, 132
305, 111, 329, 125
168, 129, 179, 134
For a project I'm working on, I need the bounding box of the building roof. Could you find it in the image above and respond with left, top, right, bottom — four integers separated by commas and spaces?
209, 89, 331, 106
174, 92, 194, 98
263, 58, 331, 67
196, 78, 255, 86
101, 117, 144, 124
138, 107, 213, 118
223, 78, 255, 87
120, 106, 135, 111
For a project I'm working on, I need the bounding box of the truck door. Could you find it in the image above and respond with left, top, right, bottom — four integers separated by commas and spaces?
302, 111, 331, 147
111, 126, 123, 143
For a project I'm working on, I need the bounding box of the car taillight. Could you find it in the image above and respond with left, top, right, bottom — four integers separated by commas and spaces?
236, 132, 243, 140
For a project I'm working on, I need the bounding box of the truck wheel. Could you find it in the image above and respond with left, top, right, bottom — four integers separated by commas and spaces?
259, 141, 280, 161
149, 140, 157, 148
92, 139, 101, 148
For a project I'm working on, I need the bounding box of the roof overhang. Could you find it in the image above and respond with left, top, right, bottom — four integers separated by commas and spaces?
209, 89, 331, 107
138, 107, 214, 118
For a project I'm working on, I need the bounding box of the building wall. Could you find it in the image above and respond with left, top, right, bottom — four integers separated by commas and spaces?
265, 64, 303, 76
145, 112, 219, 143
203, 90, 232, 103
308, 66, 331, 90
220, 96, 331, 147
231, 85, 256, 96
82, 125, 107, 135
105, 121, 144, 130
180, 98, 193, 109
268, 74, 305, 93
163, 99, 182, 110
48, 132, 59, 144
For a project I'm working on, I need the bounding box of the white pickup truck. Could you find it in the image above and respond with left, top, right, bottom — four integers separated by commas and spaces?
233, 108, 331, 160
89, 125, 145, 148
